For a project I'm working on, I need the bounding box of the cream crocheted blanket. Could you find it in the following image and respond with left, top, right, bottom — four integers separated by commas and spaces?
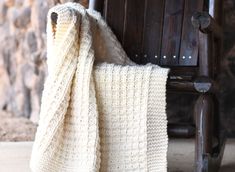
30, 3, 169, 172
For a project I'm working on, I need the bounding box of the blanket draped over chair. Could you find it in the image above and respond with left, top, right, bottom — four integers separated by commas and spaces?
30, 3, 169, 172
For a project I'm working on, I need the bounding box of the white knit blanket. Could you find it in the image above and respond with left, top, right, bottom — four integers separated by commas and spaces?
30, 3, 169, 172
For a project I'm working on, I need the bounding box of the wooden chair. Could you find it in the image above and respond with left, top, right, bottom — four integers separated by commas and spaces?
88, 0, 226, 171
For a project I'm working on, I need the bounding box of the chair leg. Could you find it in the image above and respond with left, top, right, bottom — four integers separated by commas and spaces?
194, 94, 226, 172
194, 94, 213, 172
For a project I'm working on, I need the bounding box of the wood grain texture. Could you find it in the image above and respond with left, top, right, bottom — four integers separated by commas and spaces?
122, 0, 145, 64
179, 0, 203, 66
104, 0, 126, 43
142, 0, 165, 64
161, 0, 185, 66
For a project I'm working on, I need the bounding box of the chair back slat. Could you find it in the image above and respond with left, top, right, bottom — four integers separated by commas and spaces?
142, 0, 165, 65
104, 0, 126, 44
161, 0, 185, 66
179, 0, 204, 66
121, 0, 146, 64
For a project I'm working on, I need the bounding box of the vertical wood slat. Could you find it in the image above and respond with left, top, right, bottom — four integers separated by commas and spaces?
198, 32, 212, 76
161, 0, 185, 66
209, 0, 223, 77
122, 0, 146, 64
104, 0, 126, 44
179, 0, 204, 66
142, 0, 165, 65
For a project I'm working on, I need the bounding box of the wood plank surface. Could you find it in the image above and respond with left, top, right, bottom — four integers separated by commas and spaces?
161, 0, 185, 66
142, 0, 165, 64
104, 0, 126, 43
179, 0, 203, 66
122, 0, 146, 64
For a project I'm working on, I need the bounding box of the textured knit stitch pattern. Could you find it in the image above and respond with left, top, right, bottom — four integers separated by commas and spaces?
30, 2, 169, 172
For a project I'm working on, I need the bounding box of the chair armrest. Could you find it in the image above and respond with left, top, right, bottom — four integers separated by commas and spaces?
191, 11, 223, 39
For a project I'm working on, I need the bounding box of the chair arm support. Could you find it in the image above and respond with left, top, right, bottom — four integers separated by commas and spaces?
167, 76, 219, 93
191, 11, 223, 39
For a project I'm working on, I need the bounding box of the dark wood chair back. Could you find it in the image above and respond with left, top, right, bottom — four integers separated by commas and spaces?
103, 0, 204, 67
91, 0, 223, 80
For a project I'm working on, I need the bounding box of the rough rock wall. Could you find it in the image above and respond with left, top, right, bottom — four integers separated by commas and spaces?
0, 0, 87, 123
219, 0, 235, 136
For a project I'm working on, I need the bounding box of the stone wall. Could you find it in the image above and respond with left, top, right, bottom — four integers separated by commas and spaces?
0, 0, 87, 123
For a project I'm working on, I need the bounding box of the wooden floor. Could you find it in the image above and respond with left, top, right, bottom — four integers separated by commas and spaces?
0, 139, 235, 172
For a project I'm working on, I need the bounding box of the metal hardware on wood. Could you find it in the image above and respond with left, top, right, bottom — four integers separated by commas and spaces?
163, 56, 166, 59
182, 56, 186, 59
155, 55, 158, 58
173, 55, 176, 59
189, 56, 192, 59
194, 77, 212, 93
